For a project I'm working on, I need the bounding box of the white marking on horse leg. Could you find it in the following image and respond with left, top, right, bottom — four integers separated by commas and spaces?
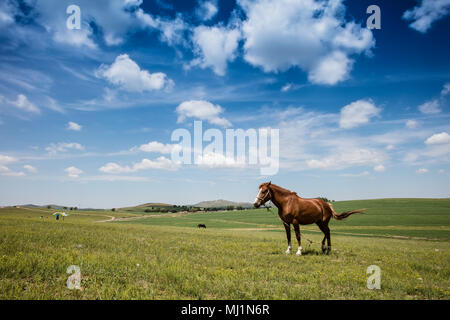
285, 243, 292, 254
296, 246, 302, 256
322, 244, 326, 252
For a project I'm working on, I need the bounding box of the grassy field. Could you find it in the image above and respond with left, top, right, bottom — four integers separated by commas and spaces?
0, 199, 449, 299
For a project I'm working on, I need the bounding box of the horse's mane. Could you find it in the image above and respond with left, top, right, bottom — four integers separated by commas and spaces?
261, 183, 298, 196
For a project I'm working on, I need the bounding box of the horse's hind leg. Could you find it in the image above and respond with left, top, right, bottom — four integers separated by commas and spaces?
316, 222, 327, 253
323, 222, 331, 254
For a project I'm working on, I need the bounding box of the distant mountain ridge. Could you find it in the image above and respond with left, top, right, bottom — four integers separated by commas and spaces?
135, 202, 174, 208
20, 204, 69, 210
193, 199, 253, 208
15, 200, 255, 210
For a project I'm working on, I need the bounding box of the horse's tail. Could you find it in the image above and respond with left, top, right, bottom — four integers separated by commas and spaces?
328, 203, 366, 220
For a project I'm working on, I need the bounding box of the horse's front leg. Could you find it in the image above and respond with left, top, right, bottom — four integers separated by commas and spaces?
283, 222, 291, 254
293, 223, 302, 256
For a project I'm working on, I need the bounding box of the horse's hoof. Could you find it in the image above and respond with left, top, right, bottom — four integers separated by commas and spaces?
296, 251, 302, 256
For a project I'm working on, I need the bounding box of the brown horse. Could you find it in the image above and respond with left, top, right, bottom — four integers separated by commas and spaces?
253, 182, 366, 255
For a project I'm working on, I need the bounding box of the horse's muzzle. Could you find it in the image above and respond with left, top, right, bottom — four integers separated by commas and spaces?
253, 202, 261, 208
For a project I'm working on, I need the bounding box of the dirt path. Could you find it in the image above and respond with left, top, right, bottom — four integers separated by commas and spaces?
104, 211, 195, 222
92, 215, 115, 222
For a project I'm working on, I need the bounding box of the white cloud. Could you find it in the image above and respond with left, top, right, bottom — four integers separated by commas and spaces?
339, 171, 370, 177
306, 148, 386, 170
134, 157, 179, 171
158, 16, 188, 46
0, 155, 18, 164
406, 119, 419, 129
10, 94, 40, 114
425, 132, 450, 145
196, 0, 219, 21
124, 0, 143, 7
239, 0, 374, 85
404, 152, 419, 163
403, 0, 450, 33
196, 152, 246, 168
45, 142, 84, 154
99, 162, 132, 174
274, 108, 391, 172
416, 168, 429, 174
96, 54, 174, 92
23, 165, 37, 173
53, 28, 97, 50
386, 144, 395, 150
422, 143, 450, 158
135, 8, 188, 46
0, 155, 24, 177
280, 83, 301, 92
65, 166, 83, 178
442, 82, 450, 96
81, 175, 149, 182
99, 157, 178, 173
190, 25, 241, 76
0, 1, 15, 27
0, 165, 25, 177
67, 121, 82, 131
27, 0, 146, 49
135, 7, 159, 28
281, 84, 291, 92
339, 99, 381, 129
418, 99, 441, 114
46, 98, 65, 113
308, 51, 353, 85
176, 100, 231, 127
136, 141, 181, 154
374, 164, 386, 172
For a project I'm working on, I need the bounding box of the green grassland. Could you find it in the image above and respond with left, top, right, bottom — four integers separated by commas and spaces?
122, 198, 450, 240
0, 199, 449, 299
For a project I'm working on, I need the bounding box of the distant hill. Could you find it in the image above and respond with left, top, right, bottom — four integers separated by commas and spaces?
193, 199, 253, 208
135, 202, 174, 208
20, 204, 69, 210
119, 202, 176, 212
17, 201, 256, 211
21, 204, 41, 208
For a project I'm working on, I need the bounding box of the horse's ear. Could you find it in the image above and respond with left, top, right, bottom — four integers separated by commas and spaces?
268, 181, 271, 186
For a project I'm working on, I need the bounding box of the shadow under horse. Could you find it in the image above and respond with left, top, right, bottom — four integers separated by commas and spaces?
253, 182, 366, 255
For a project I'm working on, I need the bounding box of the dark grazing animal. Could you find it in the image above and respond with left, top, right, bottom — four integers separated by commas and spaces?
197, 224, 207, 228
253, 182, 366, 255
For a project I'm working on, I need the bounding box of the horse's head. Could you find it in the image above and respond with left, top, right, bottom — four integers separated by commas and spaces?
253, 181, 272, 208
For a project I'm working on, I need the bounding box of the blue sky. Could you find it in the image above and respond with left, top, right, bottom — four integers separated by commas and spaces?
0, 0, 449, 208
